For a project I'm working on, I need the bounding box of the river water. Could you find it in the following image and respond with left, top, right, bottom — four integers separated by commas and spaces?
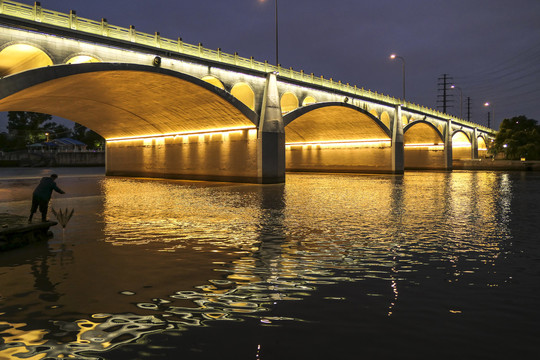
0, 168, 539, 359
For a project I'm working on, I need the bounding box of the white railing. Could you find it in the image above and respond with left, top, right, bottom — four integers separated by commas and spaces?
0, 0, 494, 133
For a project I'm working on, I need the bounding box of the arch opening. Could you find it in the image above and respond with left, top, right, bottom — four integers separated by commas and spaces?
231, 82, 255, 111
478, 136, 488, 158
404, 121, 445, 169
66, 55, 100, 64
0, 44, 53, 77
202, 75, 225, 90
302, 96, 316, 106
284, 103, 393, 173
452, 131, 472, 160
281, 92, 298, 114
0, 64, 259, 182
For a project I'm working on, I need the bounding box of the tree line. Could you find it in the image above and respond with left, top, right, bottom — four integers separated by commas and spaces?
491, 115, 540, 160
0, 111, 104, 151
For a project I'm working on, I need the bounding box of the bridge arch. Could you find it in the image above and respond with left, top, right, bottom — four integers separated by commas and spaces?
403, 120, 446, 169
0, 42, 54, 77
283, 102, 393, 173
0, 62, 258, 139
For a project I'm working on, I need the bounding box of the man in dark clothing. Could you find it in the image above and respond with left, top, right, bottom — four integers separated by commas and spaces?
29, 174, 65, 222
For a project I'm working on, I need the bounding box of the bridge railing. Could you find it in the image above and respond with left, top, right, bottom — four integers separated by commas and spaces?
0, 0, 494, 133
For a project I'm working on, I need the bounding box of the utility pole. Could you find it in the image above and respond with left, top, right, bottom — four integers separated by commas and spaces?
467, 97, 471, 122
437, 74, 453, 114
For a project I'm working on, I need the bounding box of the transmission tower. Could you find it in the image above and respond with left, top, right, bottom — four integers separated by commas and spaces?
437, 74, 453, 114
466, 97, 471, 122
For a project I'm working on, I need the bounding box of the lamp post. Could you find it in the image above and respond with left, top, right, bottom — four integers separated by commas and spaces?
484, 102, 495, 129
390, 54, 405, 101
45, 132, 49, 142
260, 0, 279, 66
450, 84, 463, 119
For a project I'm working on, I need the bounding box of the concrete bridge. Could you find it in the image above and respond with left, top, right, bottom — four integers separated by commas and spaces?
0, 0, 495, 183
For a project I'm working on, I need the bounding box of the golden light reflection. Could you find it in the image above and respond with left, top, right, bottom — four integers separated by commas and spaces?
106, 126, 257, 142
0, 321, 48, 360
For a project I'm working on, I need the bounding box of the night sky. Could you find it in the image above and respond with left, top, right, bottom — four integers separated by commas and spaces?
1, 0, 540, 130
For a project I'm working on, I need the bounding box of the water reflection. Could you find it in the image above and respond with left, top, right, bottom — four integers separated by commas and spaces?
0, 171, 519, 359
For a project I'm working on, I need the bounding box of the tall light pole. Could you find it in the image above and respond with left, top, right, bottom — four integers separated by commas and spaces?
260, 0, 279, 66
484, 102, 495, 129
451, 84, 463, 119
390, 54, 405, 101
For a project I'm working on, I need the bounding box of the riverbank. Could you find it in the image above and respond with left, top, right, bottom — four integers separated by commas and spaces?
0, 151, 105, 167
454, 159, 540, 171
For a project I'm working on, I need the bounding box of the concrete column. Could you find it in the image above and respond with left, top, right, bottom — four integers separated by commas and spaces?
391, 105, 404, 174
257, 72, 285, 183
471, 127, 479, 159
444, 119, 453, 170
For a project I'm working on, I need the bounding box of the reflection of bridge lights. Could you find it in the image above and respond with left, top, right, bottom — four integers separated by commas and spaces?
107, 126, 257, 143
285, 139, 391, 149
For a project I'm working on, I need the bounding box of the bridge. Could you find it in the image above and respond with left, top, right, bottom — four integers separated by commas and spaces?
0, 0, 495, 183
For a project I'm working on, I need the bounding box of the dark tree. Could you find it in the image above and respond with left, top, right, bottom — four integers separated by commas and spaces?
71, 122, 105, 150
7, 111, 52, 147
42, 122, 71, 139
492, 115, 540, 160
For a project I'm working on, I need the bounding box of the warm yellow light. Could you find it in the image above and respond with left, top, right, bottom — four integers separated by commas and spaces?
286, 139, 391, 149
66, 55, 100, 64
404, 143, 445, 150
390, 54, 396, 59
107, 126, 256, 142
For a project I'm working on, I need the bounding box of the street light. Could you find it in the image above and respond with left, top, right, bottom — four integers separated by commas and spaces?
450, 84, 463, 119
45, 132, 49, 142
390, 53, 405, 101
260, 0, 279, 66
484, 102, 495, 129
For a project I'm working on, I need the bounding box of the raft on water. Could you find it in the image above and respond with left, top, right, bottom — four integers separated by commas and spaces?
0, 213, 57, 251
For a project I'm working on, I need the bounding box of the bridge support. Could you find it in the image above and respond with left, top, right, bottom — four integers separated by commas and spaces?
444, 119, 453, 170
392, 105, 404, 174
471, 127, 479, 159
257, 72, 285, 183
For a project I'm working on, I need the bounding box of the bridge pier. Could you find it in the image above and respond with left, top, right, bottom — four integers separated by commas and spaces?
392, 105, 405, 174
471, 127, 479, 159
444, 119, 453, 170
257, 72, 286, 183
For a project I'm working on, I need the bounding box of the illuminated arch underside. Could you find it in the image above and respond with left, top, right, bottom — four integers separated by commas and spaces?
0, 66, 255, 139
285, 106, 390, 143
0, 44, 53, 76
404, 122, 443, 145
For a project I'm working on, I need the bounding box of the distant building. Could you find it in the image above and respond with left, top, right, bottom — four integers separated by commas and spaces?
27, 137, 87, 152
